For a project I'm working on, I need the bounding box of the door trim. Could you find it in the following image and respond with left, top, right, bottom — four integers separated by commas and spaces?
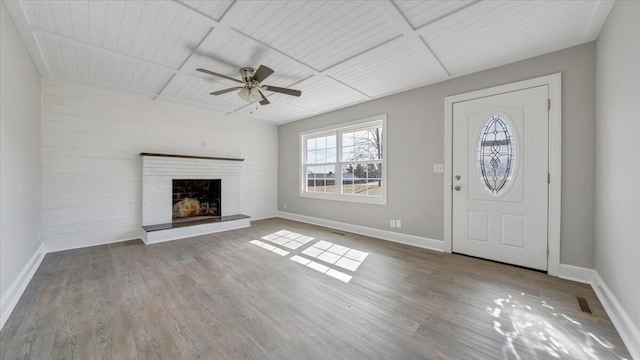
444, 73, 562, 276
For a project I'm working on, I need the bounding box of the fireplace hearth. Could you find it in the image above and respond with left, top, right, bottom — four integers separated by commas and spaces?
172, 179, 221, 223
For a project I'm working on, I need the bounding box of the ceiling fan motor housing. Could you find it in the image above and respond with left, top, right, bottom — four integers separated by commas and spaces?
240, 67, 256, 84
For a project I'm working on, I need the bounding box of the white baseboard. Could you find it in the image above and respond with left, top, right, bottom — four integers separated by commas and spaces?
250, 215, 278, 222
592, 272, 640, 359
559, 264, 639, 358
0, 243, 46, 330
45, 236, 139, 253
277, 211, 444, 252
558, 263, 596, 284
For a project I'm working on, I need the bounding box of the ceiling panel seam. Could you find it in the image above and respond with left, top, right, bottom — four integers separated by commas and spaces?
376, 0, 449, 77
45, 0, 58, 33
169, 0, 220, 26
411, 1, 481, 33
323, 75, 372, 99
47, 70, 159, 98
154, 27, 215, 100
583, 0, 614, 41
419, 37, 450, 76
317, 35, 404, 74
32, 28, 178, 75
4, 0, 52, 78
415, 1, 505, 37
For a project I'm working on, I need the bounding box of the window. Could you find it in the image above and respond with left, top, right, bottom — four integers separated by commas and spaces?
476, 113, 517, 196
300, 115, 387, 204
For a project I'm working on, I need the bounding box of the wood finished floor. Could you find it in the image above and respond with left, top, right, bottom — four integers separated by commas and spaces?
0, 218, 631, 359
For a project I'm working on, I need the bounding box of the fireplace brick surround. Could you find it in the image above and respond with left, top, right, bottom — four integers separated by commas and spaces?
141, 153, 250, 243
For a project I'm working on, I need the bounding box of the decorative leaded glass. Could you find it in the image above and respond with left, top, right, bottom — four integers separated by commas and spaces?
477, 114, 517, 195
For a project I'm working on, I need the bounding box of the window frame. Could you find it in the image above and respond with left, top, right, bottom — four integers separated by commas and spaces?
299, 114, 387, 205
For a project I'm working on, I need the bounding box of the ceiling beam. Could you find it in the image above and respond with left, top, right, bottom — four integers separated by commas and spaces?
375, 0, 450, 77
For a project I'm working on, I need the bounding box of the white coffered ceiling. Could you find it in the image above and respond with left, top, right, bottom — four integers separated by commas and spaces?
5, 0, 614, 124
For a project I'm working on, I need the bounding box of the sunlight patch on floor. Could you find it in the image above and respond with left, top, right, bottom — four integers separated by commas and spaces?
262, 230, 315, 249
301, 240, 368, 271
250, 239, 290, 256
251, 229, 370, 283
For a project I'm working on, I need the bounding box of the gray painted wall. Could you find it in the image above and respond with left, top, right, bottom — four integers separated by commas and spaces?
595, 0, 640, 337
279, 42, 596, 268
0, 1, 43, 301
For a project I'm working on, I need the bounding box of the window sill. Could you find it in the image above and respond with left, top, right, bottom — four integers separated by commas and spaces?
299, 191, 387, 205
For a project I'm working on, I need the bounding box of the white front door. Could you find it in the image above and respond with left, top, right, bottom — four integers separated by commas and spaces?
452, 86, 549, 270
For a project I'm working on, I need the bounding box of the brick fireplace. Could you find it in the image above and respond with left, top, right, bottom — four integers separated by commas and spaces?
140, 153, 250, 244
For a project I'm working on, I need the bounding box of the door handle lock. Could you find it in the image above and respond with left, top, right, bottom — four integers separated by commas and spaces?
454, 186, 461, 191
455, 175, 461, 180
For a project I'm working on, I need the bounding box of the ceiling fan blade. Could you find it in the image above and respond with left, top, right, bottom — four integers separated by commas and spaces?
253, 65, 274, 84
262, 85, 301, 97
258, 90, 270, 105
196, 68, 243, 84
210, 87, 243, 95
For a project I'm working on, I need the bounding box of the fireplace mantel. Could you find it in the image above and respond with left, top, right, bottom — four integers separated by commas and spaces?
140, 152, 244, 162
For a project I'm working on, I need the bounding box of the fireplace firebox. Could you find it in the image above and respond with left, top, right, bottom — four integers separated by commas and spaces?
172, 179, 221, 223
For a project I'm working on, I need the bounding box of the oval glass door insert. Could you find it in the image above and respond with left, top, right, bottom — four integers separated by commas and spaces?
476, 114, 517, 195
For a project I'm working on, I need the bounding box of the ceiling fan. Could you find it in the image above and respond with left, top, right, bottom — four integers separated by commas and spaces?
196, 65, 301, 105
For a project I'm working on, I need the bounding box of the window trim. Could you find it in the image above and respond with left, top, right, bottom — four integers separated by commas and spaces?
299, 114, 387, 205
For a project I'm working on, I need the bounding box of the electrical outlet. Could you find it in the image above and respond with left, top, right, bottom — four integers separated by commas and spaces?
433, 164, 444, 173
390, 220, 396, 228
201, 140, 207, 148
283, 202, 287, 209
396, 220, 402, 228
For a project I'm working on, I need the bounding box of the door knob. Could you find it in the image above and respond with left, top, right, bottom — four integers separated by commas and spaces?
454, 186, 461, 191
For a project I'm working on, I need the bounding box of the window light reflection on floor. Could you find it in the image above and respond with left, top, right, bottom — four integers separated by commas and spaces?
249, 229, 369, 283
488, 293, 629, 359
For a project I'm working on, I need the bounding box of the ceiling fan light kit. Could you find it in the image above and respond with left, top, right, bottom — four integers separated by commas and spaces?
249, 88, 263, 102
237, 87, 251, 102
196, 65, 301, 106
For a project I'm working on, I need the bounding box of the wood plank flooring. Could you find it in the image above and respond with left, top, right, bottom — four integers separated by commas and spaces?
0, 218, 631, 359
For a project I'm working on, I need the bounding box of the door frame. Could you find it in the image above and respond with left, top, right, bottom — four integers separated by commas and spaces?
443, 73, 562, 276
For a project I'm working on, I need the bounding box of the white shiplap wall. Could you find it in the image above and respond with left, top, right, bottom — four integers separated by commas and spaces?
41, 81, 278, 251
